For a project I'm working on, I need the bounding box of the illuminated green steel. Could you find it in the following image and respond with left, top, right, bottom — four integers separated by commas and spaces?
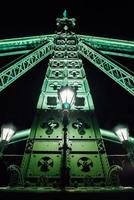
0, 35, 54, 56
100, 50, 134, 59
0, 35, 54, 50
79, 41, 134, 96
79, 35, 134, 53
0, 41, 54, 92
9, 128, 124, 145
1, 34, 134, 53
63, 10, 67, 18
1, 34, 134, 58
20, 23, 111, 186
0, 13, 129, 188
0, 50, 30, 57
1, 48, 134, 59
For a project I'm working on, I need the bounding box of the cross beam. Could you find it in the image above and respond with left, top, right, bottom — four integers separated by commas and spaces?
0, 35, 54, 57
1, 34, 134, 58
0, 35, 54, 51
1, 48, 134, 59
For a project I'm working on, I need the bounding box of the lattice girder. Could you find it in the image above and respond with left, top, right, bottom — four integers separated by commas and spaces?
79, 41, 134, 96
0, 41, 54, 92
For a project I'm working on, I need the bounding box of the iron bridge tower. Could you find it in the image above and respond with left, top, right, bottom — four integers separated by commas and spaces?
0, 11, 134, 189
20, 13, 111, 187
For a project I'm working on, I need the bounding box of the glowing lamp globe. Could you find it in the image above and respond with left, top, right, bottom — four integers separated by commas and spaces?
1, 126, 15, 142
59, 87, 75, 110
114, 126, 129, 142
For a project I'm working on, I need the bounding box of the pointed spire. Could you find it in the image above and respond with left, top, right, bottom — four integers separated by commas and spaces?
63, 9, 67, 18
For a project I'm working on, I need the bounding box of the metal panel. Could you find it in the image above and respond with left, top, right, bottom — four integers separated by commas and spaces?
69, 154, 104, 177
32, 110, 63, 139
27, 153, 61, 177
70, 141, 98, 152
33, 140, 61, 152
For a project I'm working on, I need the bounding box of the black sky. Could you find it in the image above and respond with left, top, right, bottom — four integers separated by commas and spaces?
0, 1, 134, 135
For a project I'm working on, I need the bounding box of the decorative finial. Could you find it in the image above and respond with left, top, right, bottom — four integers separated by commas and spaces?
63, 10, 67, 18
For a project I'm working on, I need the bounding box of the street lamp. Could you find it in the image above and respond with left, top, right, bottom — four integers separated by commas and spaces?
58, 86, 75, 110
0, 125, 15, 155
58, 86, 75, 187
59, 86, 75, 126
114, 126, 129, 142
114, 125, 134, 167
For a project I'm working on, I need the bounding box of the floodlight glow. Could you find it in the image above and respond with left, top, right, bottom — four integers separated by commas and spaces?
59, 87, 75, 109
1, 126, 15, 142
114, 126, 129, 142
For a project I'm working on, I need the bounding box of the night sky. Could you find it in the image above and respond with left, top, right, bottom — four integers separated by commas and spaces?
0, 1, 134, 135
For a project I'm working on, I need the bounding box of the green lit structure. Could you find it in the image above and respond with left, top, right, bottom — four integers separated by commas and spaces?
0, 11, 134, 191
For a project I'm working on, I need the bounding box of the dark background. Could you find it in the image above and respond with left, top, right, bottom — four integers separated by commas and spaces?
0, 0, 134, 135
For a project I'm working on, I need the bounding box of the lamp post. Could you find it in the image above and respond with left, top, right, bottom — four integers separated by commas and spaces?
114, 125, 134, 167
0, 125, 15, 156
58, 86, 75, 187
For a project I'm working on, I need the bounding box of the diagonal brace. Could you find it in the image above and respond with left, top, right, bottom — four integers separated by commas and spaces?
79, 41, 134, 96
0, 41, 54, 92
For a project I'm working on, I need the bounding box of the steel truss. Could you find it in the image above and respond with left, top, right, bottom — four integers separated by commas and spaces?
79, 41, 134, 96
0, 39, 134, 96
0, 12, 133, 188
0, 41, 54, 92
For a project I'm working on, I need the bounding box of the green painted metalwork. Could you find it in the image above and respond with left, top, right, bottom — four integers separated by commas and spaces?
0, 35, 54, 51
9, 129, 122, 145
1, 34, 134, 58
79, 41, 134, 96
1, 13, 133, 188
63, 10, 67, 18
0, 41, 54, 92
0, 50, 30, 57
0, 186, 134, 193
1, 48, 134, 59
20, 15, 112, 187
0, 35, 54, 57
100, 50, 134, 59
11, 128, 134, 145
79, 35, 134, 53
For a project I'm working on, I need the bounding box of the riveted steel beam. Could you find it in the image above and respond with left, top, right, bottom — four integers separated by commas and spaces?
78, 35, 134, 54
100, 50, 134, 59
1, 34, 134, 58
0, 50, 31, 57
0, 34, 55, 56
